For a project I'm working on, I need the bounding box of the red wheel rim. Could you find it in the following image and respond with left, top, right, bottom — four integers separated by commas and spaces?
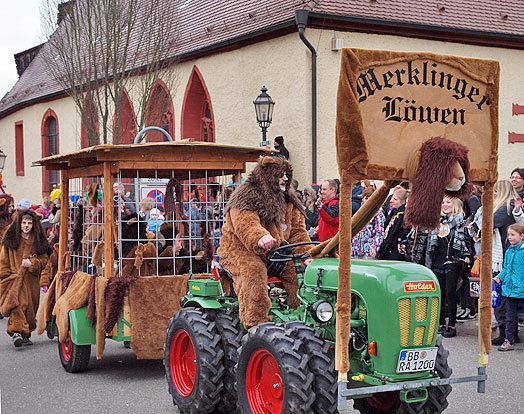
246, 348, 283, 414
170, 330, 197, 397
62, 330, 72, 362
366, 391, 398, 410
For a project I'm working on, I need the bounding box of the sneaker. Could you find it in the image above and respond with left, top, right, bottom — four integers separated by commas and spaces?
22, 338, 33, 346
443, 327, 457, 338
466, 312, 477, 320
0, 312, 4, 319
12, 332, 22, 348
456, 309, 466, 318
498, 339, 514, 351
457, 309, 471, 320
438, 325, 446, 334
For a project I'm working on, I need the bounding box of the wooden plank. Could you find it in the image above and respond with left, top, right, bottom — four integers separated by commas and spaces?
116, 161, 245, 172
96, 147, 261, 164
67, 157, 99, 168
58, 174, 69, 272
62, 164, 105, 179
103, 163, 114, 279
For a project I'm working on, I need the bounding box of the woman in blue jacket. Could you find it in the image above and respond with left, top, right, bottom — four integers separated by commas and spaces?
494, 223, 524, 351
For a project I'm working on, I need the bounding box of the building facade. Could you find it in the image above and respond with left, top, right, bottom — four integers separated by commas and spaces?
1, 1, 523, 202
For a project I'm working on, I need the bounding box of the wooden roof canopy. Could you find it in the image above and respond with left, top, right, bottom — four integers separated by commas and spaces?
33, 141, 273, 179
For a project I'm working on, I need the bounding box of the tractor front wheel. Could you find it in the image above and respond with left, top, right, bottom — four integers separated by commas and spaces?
353, 335, 452, 414
236, 323, 314, 414
164, 308, 225, 414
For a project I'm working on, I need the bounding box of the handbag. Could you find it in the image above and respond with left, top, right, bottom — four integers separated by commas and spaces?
491, 279, 502, 308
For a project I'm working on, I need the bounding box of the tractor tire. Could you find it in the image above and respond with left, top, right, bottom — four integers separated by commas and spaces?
236, 323, 315, 414
215, 310, 244, 414
58, 328, 91, 373
284, 321, 338, 414
164, 308, 225, 414
353, 335, 452, 414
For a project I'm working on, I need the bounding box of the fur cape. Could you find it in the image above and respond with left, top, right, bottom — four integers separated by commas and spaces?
226, 156, 305, 224
2, 209, 48, 255
0, 194, 14, 231
405, 137, 473, 230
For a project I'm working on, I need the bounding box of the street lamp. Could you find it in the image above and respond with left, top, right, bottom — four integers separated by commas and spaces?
0, 150, 6, 194
253, 86, 275, 147
0, 150, 6, 171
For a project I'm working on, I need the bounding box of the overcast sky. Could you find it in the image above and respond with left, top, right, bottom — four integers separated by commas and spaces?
0, 1, 43, 99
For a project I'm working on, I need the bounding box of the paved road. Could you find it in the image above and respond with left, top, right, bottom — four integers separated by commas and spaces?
0, 310, 522, 414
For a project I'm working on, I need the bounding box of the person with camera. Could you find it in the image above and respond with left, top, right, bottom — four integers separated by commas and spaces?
426, 196, 473, 338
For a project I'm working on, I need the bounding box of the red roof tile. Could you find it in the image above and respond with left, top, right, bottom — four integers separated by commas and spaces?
2, 0, 523, 116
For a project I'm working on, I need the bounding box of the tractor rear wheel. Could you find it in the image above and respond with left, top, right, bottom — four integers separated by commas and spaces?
164, 308, 225, 414
353, 335, 452, 414
284, 321, 338, 414
236, 323, 314, 414
215, 310, 243, 413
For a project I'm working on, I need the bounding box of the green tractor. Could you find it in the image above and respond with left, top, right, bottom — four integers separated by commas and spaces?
164, 241, 479, 414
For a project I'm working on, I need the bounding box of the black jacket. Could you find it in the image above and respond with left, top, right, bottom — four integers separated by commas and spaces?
378, 205, 410, 260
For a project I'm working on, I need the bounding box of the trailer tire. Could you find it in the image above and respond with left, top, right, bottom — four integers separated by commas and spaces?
215, 310, 243, 414
353, 335, 452, 414
284, 321, 338, 414
236, 323, 314, 414
58, 328, 91, 373
164, 308, 225, 414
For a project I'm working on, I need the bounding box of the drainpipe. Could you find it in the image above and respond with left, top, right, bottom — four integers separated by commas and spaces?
295, 9, 317, 184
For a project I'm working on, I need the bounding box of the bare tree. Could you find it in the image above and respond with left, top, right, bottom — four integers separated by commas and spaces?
40, 0, 179, 145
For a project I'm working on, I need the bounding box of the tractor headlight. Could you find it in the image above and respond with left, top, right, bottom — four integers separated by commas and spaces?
312, 300, 334, 323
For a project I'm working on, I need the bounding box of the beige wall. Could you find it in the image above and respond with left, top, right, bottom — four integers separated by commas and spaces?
0, 96, 81, 203
1, 29, 523, 203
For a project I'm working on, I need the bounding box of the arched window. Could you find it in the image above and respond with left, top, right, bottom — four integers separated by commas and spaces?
114, 88, 137, 144
81, 94, 100, 148
145, 80, 174, 142
41, 109, 60, 196
181, 66, 215, 142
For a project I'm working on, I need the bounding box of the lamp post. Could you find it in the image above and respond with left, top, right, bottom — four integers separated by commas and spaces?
253, 86, 275, 147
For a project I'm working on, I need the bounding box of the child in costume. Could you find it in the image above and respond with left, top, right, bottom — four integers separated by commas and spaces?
494, 223, 524, 351
0, 209, 48, 347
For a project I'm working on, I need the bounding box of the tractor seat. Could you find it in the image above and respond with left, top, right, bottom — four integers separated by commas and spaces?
267, 275, 284, 289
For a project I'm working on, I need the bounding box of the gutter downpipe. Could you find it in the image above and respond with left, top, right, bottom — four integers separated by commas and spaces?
295, 9, 317, 184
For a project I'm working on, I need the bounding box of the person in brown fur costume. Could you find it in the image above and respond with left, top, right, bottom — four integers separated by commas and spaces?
0, 194, 14, 319
0, 209, 48, 347
217, 156, 311, 328
0, 194, 14, 242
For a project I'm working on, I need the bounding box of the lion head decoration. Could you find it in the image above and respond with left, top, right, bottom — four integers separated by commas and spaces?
226, 155, 305, 224
405, 136, 473, 229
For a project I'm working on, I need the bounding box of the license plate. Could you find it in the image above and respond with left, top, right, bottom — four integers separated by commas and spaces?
397, 347, 437, 373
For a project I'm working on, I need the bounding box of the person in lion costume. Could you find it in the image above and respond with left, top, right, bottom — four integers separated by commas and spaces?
217, 156, 311, 328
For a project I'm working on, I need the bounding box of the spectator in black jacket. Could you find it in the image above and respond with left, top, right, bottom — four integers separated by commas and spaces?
378, 187, 410, 260
273, 136, 289, 160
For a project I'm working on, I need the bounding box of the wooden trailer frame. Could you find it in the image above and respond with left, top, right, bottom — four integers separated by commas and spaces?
34, 140, 271, 360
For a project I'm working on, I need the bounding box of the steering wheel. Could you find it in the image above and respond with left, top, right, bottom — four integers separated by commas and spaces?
267, 241, 320, 262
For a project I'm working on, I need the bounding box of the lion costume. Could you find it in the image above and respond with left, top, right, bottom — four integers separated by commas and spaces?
217, 156, 310, 328
0, 209, 48, 339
